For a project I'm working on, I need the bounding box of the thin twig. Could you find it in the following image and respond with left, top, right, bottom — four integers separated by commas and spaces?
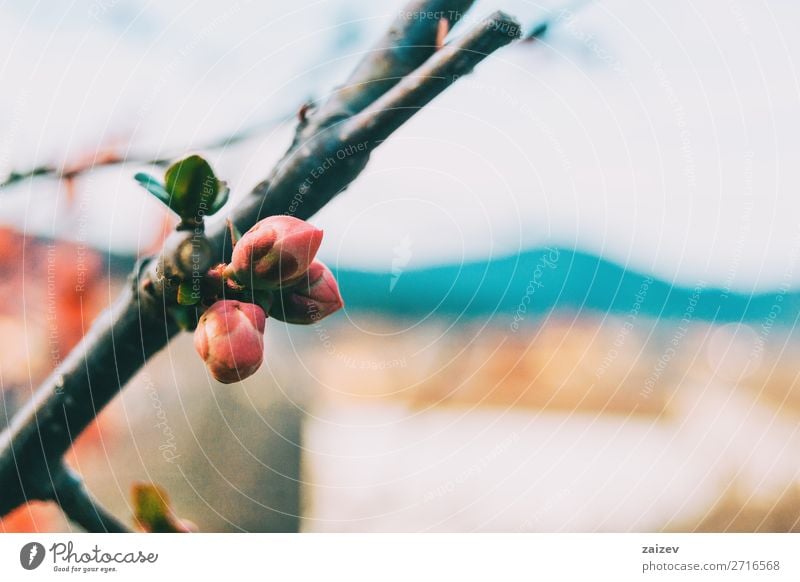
305, 0, 476, 131
523, 0, 594, 40
0, 114, 288, 191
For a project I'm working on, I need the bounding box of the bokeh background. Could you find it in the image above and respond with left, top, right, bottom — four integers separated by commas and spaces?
2, 0, 800, 532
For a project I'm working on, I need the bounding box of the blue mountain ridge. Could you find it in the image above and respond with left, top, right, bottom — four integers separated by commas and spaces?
334, 247, 800, 324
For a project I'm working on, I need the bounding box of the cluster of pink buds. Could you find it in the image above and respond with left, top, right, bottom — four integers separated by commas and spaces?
193, 216, 343, 384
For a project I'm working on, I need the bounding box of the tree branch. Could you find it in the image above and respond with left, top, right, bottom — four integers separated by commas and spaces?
0, 284, 178, 515
304, 0, 475, 133
342, 12, 521, 143
0, 2, 520, 518
52, 467, 132, 533
0, 1, 573, 193
0, 114, 287, 191
218, 10, 520, 240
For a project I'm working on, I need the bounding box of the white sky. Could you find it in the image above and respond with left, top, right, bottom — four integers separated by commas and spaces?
1, 0, 799, 291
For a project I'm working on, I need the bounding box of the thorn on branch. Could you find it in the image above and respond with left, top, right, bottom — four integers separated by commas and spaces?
297, 101, 312, 123
524, 20, 549, 42
435, 18, 450, 49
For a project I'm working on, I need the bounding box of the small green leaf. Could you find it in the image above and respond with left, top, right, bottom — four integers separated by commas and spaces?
208, 180, 230, 215
177, 281, 199, 306
164, 155, 217, 220
134, 172, 172, 207
136, 156, 228, 220
132, 483, 194, 533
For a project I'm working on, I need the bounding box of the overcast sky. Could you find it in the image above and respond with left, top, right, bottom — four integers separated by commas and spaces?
1, 0, 799, 291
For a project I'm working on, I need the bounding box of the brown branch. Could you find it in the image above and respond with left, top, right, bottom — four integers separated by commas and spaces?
0, 284, 178, 515
304, 0, 476, 132
342, 12, 521, 142
0, 3, 520, 518
218, 10, 520, 240
52, 467, 132, 533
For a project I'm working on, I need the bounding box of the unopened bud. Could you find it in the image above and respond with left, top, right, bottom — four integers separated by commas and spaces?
225, 216, 323, 289
194, 300, 266, 383
270, 261, 343, 324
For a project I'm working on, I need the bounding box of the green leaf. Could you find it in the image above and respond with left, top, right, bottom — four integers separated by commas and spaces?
164, 155, 218, 220
132, 483, 194, 533
208, 180, 230, 215
136, 156, 228, 220
177, 281, 199, 306
134, 172, 172, 207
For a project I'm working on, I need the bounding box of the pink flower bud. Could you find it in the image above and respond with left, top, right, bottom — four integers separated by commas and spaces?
270, 261, 344, 324
194, 300, 266, 384
225, 216, 323, 289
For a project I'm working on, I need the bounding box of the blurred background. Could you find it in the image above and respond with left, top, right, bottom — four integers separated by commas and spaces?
2, 0, 800, 532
